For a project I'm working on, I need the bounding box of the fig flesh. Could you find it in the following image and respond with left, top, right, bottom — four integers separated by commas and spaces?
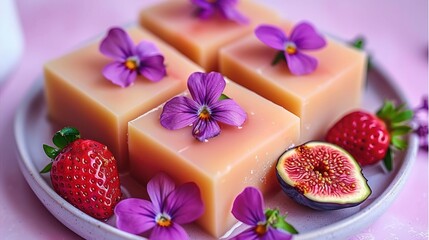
276, 141, 371, 210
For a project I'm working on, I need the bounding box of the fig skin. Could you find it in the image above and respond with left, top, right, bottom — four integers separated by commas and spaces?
276, 141, 372, 210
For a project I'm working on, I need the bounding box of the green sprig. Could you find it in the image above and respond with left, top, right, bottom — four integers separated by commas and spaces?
265, 208, 299, 234
271, 51, 286, 66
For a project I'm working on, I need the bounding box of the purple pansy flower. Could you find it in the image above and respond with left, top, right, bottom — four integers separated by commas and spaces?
114, 172, 204, 240
255, 22, 326, 75
160, 71, 247, 142
231, 187, 294, 240
191, 0, 249, 24
100, 27, 166, 87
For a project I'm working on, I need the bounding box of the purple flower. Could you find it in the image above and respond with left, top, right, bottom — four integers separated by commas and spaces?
114, 172, 204, 240
413, 95, 428, 152
191, 0, 249, 24
100, 27, 166, 87
231, 187, 294, 240
160, 71, 247, 142
255, 22, 326, 75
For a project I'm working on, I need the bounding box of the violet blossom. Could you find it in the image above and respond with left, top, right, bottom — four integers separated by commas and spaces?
413, 95, 428, 151
230, 187, 297, 240
99, 27, 166, 87
114, 172, 204, 240
255, 22, 326, 75
191, 0, 248, 24
160, 71, 247, 142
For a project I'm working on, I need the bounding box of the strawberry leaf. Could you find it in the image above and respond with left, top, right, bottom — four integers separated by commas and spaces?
40, 162, 53, 173
383, 147, 393, 171
391, 126, 413, 136
376, 101, 395, 119
392, 136, 407, 150
53, 127, 80, 148
392, 109, 413, 123
43, 144, 59, 159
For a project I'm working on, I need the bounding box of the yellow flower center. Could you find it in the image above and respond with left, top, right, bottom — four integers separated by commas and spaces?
156, 215, 172, 227
285, 42, 297, 55
124, 57, 139, 70
198, 107, 211, 120
254, 223, 267, 236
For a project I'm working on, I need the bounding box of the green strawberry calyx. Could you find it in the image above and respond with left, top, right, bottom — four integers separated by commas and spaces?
40, 127, 81, 173
376, 101, 413, 171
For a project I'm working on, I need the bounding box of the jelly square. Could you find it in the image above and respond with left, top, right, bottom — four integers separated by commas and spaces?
139, 0, 280, 71
44, 27, 202, 169
128, 79, 300, 237
220, 22, 367, 142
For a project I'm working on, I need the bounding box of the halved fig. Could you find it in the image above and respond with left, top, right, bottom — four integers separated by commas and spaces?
276, 141, 371, 210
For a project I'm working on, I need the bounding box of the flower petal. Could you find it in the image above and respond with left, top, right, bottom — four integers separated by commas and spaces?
135, 40, 162, 58
164, 182, 204, 224
265, 228, 293, 240
114, 198, 156, 235
188, 72, 226, 106
191, 0, 215, 19
211, 99, 247, 126
230, 226, 293, 240
160, 96, 199, 130
150, 223, 189, 240
231, 187, 265, 225
290, 22, 326, 50
286, 52, 318, 75
139, 55, 166, 82
192, 118, 221, 141
229, 227, 259, 240
102, 61, 137, 87
100, 27, 135, 60
147, 172, 176, 213
255, 25, 287, 50
191, 0, 212, 9
218, 0, 249, 24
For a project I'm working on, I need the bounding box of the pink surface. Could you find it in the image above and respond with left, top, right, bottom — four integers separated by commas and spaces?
0, 0, 427, 239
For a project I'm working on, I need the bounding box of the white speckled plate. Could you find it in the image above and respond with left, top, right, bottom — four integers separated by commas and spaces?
14, 66, 418, 240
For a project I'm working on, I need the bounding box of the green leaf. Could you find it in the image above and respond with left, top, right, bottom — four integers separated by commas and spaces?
391, 136, 407, 150
274, 216, 299, 234
265, 209, 298, 234
52, 127, 80, 148
391, 126, 413, 137
43, 144, 59, 159
392, 109, 413, 123
376, 101, 395, 119
271, 51, 285, 66
219, 94, 230, 100
265, 209, 276, 218
40, 162, 53, 174
383, 147, 393, 171
351, 37, 365, 50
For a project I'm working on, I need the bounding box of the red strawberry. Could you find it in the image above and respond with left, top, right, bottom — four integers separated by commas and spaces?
326, 101, 413, 170
41, 127, 122, 219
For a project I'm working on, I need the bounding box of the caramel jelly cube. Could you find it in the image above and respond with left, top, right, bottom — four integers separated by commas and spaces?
44, 27, 202, 169
139, 0, 280, 71
220, 22, 367, 142
128, 79, 300, 237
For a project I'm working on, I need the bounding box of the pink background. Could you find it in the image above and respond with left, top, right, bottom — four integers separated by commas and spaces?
0, 0, 427, 239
